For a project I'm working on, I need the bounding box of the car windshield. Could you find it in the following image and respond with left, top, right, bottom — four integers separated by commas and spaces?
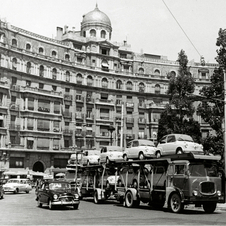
189, 163, 218, 177
140, 141, 155, 147
49, 182, 71, 190
177, 135, 193, 142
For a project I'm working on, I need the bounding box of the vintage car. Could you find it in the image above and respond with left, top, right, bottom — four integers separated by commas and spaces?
3, 178, 32, 194
99, 146, 124, 164
123, 139, 158, 160
81, 149, 100, 166
156, 134, 203, 158
0, 181, 4, 199
36, 180, 80, 210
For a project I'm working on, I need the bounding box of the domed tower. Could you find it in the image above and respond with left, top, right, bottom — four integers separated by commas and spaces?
81, 4, 112, 40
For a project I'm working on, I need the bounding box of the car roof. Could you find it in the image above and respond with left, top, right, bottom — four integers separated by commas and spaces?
105, 146, 123, 151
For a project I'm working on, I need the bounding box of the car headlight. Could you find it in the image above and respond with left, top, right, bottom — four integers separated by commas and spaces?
74, 194, 79, 199
53, 194, 58, 200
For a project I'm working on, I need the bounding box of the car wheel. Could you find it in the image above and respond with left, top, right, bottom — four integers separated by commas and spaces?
125, 191, 134, 208
203, 202, 217, 213
73, 204, 79, 210
49, 200, 54, 210
106, 157, 110, 164
123, 154, 128, 161
37, 199, 42, 208
156, 151, 161, 158
0, 192, 3, 199
138, 152, 145, 160
176, 148, 183, 155
14, 188, 19, 194
26, 190, 29, 193
169, 193, 184, 213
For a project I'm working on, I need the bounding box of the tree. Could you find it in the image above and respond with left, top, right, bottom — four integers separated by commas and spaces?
157, 50, 202, 143
197, 28, 226, 157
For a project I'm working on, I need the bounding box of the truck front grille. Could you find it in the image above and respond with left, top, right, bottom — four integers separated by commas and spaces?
200, 182, 215, 195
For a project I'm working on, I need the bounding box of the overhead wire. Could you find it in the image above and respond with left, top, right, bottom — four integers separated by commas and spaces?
162, 0, 202, 58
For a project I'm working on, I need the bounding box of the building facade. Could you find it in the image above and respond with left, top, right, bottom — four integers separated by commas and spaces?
0, 5, 217, 173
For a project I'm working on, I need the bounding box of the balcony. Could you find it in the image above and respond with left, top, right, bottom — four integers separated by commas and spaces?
63, 111, 72, 119
126, 102, 134, 108
64, 94, 73, 101
126, 118, 134, 124
126, 134, 135, 139
38, 107, 50, 113
63, 129, 73, 136
138, 118, 146, 124
9, 124, 20, 131
95, 99, 114, 106
75, 112, 84, 119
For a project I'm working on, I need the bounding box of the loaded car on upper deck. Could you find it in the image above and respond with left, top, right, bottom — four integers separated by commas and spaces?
156, 134, 203, 158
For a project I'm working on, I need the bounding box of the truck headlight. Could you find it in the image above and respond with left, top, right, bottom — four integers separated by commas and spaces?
74, 194, 79, 199
53, 194, 58, 200
217, 190, 221, 196
193, 190, 198, 196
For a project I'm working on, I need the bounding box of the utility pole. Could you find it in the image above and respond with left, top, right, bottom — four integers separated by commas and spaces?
120, 102, 124, 148
224, 70, 226, 181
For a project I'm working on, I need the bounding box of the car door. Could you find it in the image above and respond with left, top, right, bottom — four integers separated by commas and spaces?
19, 180, 26, 192
158, 136, 167, 155
131, 140, 139, 158
166, 135, 176, 154
126, 141, 132, 158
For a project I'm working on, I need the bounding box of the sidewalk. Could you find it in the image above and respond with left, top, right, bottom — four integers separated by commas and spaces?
217, 203, 226, 210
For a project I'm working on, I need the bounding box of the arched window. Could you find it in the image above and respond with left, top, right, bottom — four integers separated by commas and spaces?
101, 30, 106, 38
65, 54, 70, 61
26, 43, 31, 51
87, 75, 93, 86
139, 82, 145, 93
26, 62, 31, 74
101, 78, 108, 88
39, 47, 44, 54
138, 68, 144, 75
116, 80, 122, 89
126, 81, 133, 91
155, 84, 161, 94
52, 68, 57, 80
170, 71, 176, 78
90, 29, 96, 37
154, 69, 160, 76
39, 65, 44, 77
52, 50, 57, 58
76, 73, 83, 84
65, 71, 70, 82
12, 58, 17, 70
12, 39, 17, 47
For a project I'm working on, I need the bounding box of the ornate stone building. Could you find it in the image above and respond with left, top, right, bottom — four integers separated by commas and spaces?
0, 5, 216, 173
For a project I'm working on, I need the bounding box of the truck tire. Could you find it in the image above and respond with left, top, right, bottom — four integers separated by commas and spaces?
169, 193, 184, 213
94, 191, 100, 204
203, 202, 217, 213
125, 191, 134, 208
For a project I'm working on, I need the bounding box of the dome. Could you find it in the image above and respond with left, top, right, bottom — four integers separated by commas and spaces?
81, 5, 112, 30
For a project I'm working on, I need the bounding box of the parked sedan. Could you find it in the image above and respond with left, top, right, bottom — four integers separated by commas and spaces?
81, 149, 100, 166
123, 139, 158, 160
36, 180, 80, 210
99, 146, 124, 164
3, 178, 32, 194
156, 134, 203, 158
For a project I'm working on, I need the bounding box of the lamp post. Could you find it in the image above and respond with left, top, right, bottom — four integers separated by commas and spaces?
108, 125, 115, 146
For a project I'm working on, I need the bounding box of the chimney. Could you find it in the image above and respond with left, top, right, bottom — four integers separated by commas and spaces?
56, 27, 63, 40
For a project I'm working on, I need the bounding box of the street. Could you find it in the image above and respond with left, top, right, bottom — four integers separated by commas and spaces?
0, 188, 226, 225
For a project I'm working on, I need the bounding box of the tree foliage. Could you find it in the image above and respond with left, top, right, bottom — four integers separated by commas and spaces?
197, 28, 226, 158
157, 50, 202, 143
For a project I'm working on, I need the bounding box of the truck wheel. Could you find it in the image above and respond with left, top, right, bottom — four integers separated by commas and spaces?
203, 202, 217, 213
94, 191, 100, 204
73, 204, 79, 210
125, 191, 134, 208
169, 193, 184, 213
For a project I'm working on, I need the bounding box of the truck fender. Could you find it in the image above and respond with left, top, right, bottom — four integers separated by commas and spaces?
163, 186, 184, 208
126, 188, 138, 201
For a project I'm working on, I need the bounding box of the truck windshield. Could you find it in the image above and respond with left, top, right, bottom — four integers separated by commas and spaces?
189, 164, 218, 177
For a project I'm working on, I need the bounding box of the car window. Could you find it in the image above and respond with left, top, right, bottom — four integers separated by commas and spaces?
175, 165, 185, 174
178, 135, 193, 142
133, 141, 139, 147
127, 142, 132, 148
167, 135, 176, 143
159, 136, 167, 144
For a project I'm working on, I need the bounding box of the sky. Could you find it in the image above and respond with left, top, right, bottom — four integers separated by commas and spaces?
0, 0, 225, 63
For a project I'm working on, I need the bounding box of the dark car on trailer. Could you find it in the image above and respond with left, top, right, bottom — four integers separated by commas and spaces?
36, 180, 80, 210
